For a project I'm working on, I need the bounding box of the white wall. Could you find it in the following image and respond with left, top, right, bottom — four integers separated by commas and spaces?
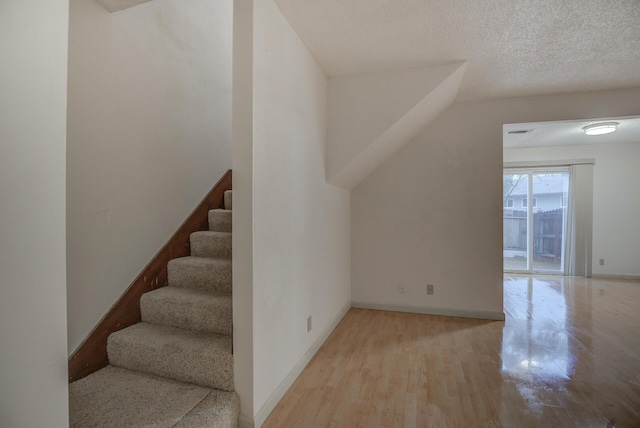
66, 0, 232, 354
0, 0, 69, 426
504, 142, 640, 277
232, 0, 255, 423
250, 0, 351, 424
326, 63, 466, 189
352, 87, 640, 317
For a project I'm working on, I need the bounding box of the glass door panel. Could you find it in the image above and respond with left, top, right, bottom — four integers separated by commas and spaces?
503, 173, 529, 271
532, 172, 569, 273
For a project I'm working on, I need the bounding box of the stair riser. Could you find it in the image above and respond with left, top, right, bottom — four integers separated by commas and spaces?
208, 210, 232, 233
107, 332, 234, 392
168, 259, 232, 294
224, 190, 232, 211
190, 233, 232, 259
141, 295, 232, 336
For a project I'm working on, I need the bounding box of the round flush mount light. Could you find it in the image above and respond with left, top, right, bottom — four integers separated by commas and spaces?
583, 122, 618, 136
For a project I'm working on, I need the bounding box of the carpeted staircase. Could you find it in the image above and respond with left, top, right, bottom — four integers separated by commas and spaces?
70, 191, 238, 428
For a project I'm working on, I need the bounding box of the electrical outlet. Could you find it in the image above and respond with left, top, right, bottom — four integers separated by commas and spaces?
399, 283, 407, 294
599, 258, 605, 266
427, 284, 434, 295
307, 316, 312, 332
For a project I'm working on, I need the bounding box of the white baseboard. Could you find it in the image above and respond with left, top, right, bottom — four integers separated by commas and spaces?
351, 301, 505, 321
251, 301, 351, 428
592, 273, 640, 280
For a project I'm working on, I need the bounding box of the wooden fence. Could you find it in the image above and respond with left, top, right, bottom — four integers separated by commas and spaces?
503, 208, 564, 261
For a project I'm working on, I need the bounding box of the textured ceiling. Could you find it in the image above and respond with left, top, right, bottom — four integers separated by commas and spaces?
503, 116, 640, 149
273, 0, 640, 101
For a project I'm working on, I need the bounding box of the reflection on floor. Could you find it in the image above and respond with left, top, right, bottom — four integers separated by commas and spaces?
263, 275, 640, 427
501, 275, 640, 426
502, 276, 570, 380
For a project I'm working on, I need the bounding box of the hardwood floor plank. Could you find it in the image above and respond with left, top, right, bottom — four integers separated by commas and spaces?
263, 275, 640, 427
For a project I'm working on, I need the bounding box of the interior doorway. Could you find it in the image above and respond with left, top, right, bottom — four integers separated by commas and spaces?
503, 168, 569, 274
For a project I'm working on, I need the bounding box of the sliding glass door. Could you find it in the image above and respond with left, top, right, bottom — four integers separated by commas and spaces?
503, 173, 530, 271
503, 169, 569, 274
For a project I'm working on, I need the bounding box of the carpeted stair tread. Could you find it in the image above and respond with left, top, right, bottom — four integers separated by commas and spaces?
224, 190, 232, 211
174, 389, 240, 428
190, 231, 232, 259
69, 365, 210, 428
107, 322, 234, 391
69, 365, 239, 428
141, 286, 232, 335
209, 209, 232, 233
168, 256, 232, 293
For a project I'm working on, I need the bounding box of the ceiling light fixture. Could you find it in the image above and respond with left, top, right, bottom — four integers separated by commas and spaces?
582, 122, 618, 136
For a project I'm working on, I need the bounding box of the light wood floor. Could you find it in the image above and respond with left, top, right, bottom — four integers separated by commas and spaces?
263, 275, 640, 427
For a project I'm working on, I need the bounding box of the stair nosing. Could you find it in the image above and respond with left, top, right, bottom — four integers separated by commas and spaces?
169, 256, 232, 264
142, 286, 232, 299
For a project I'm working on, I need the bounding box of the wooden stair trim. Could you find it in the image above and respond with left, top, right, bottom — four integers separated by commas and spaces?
68, 170, 232, 383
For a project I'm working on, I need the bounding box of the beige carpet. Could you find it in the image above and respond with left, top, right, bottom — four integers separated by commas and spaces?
70, 366, 239, 428
70, 190, 238, 427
